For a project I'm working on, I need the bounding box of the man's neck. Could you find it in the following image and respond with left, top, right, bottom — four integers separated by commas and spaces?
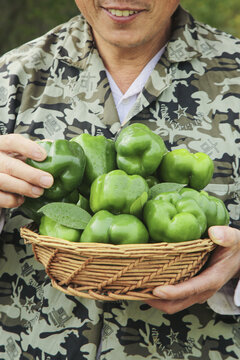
103, 52, 153, 94
93, 25, 171, 94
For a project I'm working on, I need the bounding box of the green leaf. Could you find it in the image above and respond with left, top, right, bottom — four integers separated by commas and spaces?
149, 183, 187, 200
130, 192, 148, 217
38, 202, 92, 230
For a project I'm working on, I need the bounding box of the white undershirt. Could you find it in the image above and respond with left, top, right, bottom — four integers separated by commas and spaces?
106, 46, 166, 124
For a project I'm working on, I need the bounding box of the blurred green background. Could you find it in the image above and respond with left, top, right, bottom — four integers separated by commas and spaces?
0, 0, 239, 55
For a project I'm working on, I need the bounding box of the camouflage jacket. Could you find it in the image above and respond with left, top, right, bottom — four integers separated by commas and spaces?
0, 6, 239, 360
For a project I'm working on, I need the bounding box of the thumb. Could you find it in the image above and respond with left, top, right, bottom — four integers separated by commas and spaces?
208, 226, 240, 248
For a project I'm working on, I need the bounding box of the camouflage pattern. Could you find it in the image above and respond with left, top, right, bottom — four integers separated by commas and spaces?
0, 5, 239, 359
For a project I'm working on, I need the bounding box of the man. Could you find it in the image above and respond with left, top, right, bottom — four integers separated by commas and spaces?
0, 1, 239, 359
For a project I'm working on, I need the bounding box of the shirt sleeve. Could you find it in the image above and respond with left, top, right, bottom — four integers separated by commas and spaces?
207, 278, 240, 315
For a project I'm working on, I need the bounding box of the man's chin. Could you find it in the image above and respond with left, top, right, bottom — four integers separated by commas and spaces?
97, 33, 148, 49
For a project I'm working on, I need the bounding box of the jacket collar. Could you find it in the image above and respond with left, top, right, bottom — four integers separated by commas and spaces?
56, 14, 95, 70
166, 5, 202, 63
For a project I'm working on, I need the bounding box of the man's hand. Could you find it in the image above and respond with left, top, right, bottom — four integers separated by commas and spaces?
0, 134, 54, 208
146, 226, 240, 314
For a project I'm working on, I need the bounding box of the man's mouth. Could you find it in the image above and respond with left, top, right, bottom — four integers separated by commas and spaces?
107, 9, 140, 17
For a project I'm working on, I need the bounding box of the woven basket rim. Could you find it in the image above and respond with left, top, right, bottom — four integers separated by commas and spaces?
20, 225, 216, 257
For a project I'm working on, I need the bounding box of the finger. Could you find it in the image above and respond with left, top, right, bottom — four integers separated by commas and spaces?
146, 289, 213, 314
209, 226, 240, 248
207, 243, 240, 279
14, 155, 26, 161
0, 173, 45, 199
0, 134, 47, 161
0, 153, 53, 189
8, 153, 26, 161
152, 268, 222, 301
0, 191, 25, 209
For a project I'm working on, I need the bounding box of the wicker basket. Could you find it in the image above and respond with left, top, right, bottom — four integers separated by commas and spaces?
20, 225, 216, 301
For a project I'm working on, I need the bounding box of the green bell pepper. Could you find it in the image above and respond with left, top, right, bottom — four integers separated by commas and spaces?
144, 187, 229, 243
27, 139, 86, 200
39, 215, 82, 242
145, 175, 159, 188
143, 194, 207, 243
71, 133, 117, 196
115, 123, 167, 177
77, 194, 91, 213
158, 148, 214, 190
179, 188, 229, 228
80, 210, 149, 244
90, 169, 149, 215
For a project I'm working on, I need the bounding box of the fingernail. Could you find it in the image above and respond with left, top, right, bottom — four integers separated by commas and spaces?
153, 288, 168, 299
40, 175, 53, 188
32, 186, 44, 196
209, 227, 224, 244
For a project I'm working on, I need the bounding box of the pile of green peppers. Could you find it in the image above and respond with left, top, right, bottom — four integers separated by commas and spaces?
22, 123, 229, 244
